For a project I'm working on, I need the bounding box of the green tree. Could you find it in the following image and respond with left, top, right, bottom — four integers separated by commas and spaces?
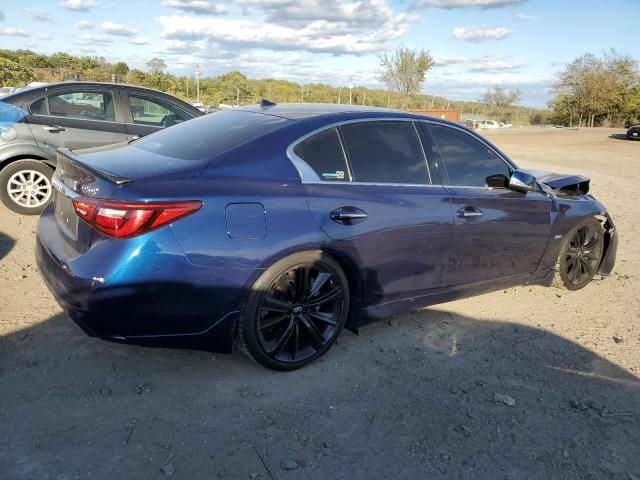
378, 46, 434, 108
0, 57, 35, 85
112, 62, 129, 77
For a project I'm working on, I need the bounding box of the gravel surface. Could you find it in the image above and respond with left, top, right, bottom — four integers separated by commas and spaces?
0, 127, 638, 479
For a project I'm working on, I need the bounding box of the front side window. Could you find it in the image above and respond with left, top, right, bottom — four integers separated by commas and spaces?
340, 121, 430, 185
293, 127, 349, 182
429, 124, 510, 187
48, 91, 115, 121
129, 95, 194, 127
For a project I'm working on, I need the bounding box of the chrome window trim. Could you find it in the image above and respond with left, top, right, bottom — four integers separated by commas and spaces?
30, 112, 122, 125
286, 117, 515, 189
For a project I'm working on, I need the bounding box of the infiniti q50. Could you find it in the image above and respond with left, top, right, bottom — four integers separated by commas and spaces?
35, 104, 617, 370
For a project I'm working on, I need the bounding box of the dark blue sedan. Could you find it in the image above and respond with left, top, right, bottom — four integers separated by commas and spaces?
35, 104, 618, 370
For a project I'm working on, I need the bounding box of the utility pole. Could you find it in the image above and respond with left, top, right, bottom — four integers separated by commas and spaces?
194, 64, 201, 104
338, 87, 342, 104
362, 91, 366, 106
300, 84, 304, 102
348, 83, 353, 105
431, 92, 437, 109
186, 77, 190, 100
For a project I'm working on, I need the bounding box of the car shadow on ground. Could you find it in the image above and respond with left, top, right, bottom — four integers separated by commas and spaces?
608, 133, 634, 141
0, 231, 16, 261
1, 307, 639, 479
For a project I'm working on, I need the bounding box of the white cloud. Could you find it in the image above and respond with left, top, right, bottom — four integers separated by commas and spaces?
23, 8, 54, 22
132, 36, 149, 45
100, 21, 137, 36
62, 0, 98, 11
415, 0, 524, 7
80, 33, 113, 45
158, 7, 413, 55
75, 20, 94, 29
0, 27, 30, 37
434, 55, 525, 72
162, 0, 227, 15
452, 25, 513, 42
514, 13, 535, 21
40, 33, 53, 40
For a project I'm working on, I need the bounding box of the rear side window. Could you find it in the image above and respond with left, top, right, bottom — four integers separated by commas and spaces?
48, 91, 116, 122
30, 98, 47, 115
133, 110, 290, 160
129, 95, 195, 127
340, 121, 430, 185
293, 128, 348, 182
429, 124, 510, 187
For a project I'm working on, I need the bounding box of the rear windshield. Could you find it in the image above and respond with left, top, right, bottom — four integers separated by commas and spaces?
132, 110, 291, 160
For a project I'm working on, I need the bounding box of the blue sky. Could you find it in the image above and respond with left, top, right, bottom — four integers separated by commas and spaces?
0, 0, 636, 107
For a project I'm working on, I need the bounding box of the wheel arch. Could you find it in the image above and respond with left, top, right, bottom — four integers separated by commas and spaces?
249, 245, 364, 331
0, 154, 55, 172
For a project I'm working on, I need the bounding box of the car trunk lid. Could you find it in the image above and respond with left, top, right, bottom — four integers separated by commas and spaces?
52, 145, 208, 252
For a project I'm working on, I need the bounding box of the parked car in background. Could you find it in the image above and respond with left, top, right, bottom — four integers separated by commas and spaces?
0, 82, 203, 214
478, 120, 501, 129
35, 104, 617, 370
627, 125, 640, 140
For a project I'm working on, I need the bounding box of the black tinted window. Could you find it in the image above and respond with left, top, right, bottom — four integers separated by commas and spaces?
429, 124, 510, 187
133, 110, 290, 160
129, 95, 194, 127
30, 98, 46, 115
293, 128, 348, 182
340, 121, 430, 185
48, 91, 115, 121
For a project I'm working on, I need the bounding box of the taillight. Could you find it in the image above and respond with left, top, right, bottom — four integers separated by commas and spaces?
72, 198, 202, 238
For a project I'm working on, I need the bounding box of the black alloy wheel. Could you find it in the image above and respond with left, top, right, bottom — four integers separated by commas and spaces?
557, 218, 605, 290
236, 252, 349, 370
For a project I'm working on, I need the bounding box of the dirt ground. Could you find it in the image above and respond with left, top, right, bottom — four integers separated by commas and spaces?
1, 127, 638, 480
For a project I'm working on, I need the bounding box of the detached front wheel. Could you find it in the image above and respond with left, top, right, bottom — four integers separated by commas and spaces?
554, 217, 605, 290
236, 251, 349, 371
0, 160, 54, 215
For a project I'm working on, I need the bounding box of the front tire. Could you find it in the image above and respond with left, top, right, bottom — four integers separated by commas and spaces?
554, 217, 605, 290
0, 160, 54, 215
236, 251, 350, 371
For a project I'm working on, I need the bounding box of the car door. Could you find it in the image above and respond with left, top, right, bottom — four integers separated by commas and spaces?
121, 92, 198, 141
25, 87, 128, 151
295, 120, 453, 308
424, 122, 552, 286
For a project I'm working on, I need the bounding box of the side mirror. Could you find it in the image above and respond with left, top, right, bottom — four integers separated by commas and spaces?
509, 169, 537, 193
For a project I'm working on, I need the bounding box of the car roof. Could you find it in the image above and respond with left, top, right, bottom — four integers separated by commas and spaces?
237, 103, 416, 120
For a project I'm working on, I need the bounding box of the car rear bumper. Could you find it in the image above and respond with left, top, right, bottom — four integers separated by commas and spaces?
35, 206, 256, 353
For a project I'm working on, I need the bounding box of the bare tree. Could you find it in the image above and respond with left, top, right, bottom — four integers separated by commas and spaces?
378, 46, 434, 109
481, 85, 521, 122
146, 57, 167, 74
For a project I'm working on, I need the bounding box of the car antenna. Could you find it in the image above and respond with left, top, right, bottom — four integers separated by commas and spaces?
259, 99, 276, 108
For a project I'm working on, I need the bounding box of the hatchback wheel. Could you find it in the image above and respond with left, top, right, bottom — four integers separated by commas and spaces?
0, 160, 54, 215
554, 217, 605, 290
236, 251, 349, 370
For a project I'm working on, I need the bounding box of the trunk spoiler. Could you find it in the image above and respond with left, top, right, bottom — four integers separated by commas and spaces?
56, 148, 131, 186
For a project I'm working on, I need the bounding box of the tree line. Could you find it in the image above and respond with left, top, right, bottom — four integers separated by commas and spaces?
0, 48, 547, 125
549, 50, 639, 128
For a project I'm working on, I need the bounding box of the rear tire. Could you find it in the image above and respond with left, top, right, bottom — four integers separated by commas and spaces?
553, 217, 604, 290
0, 160, 54, 215
236, 251, 350, 371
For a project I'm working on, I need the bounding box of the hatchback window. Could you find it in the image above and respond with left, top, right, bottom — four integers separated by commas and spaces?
48, 91, 115, 121
429, 124, 510, 187
129, 95, 194, 127
293, 128, 349, 182
340, 121, 430, 185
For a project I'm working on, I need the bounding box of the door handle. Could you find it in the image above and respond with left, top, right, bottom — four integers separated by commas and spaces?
42, 125, 65, 133
457, 207, 484, 220
330, 206, 368, 224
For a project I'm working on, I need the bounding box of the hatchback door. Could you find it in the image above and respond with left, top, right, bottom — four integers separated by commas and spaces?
295, 120, 452, 309
424, 122, 552, 286
24, 87, 128, 151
